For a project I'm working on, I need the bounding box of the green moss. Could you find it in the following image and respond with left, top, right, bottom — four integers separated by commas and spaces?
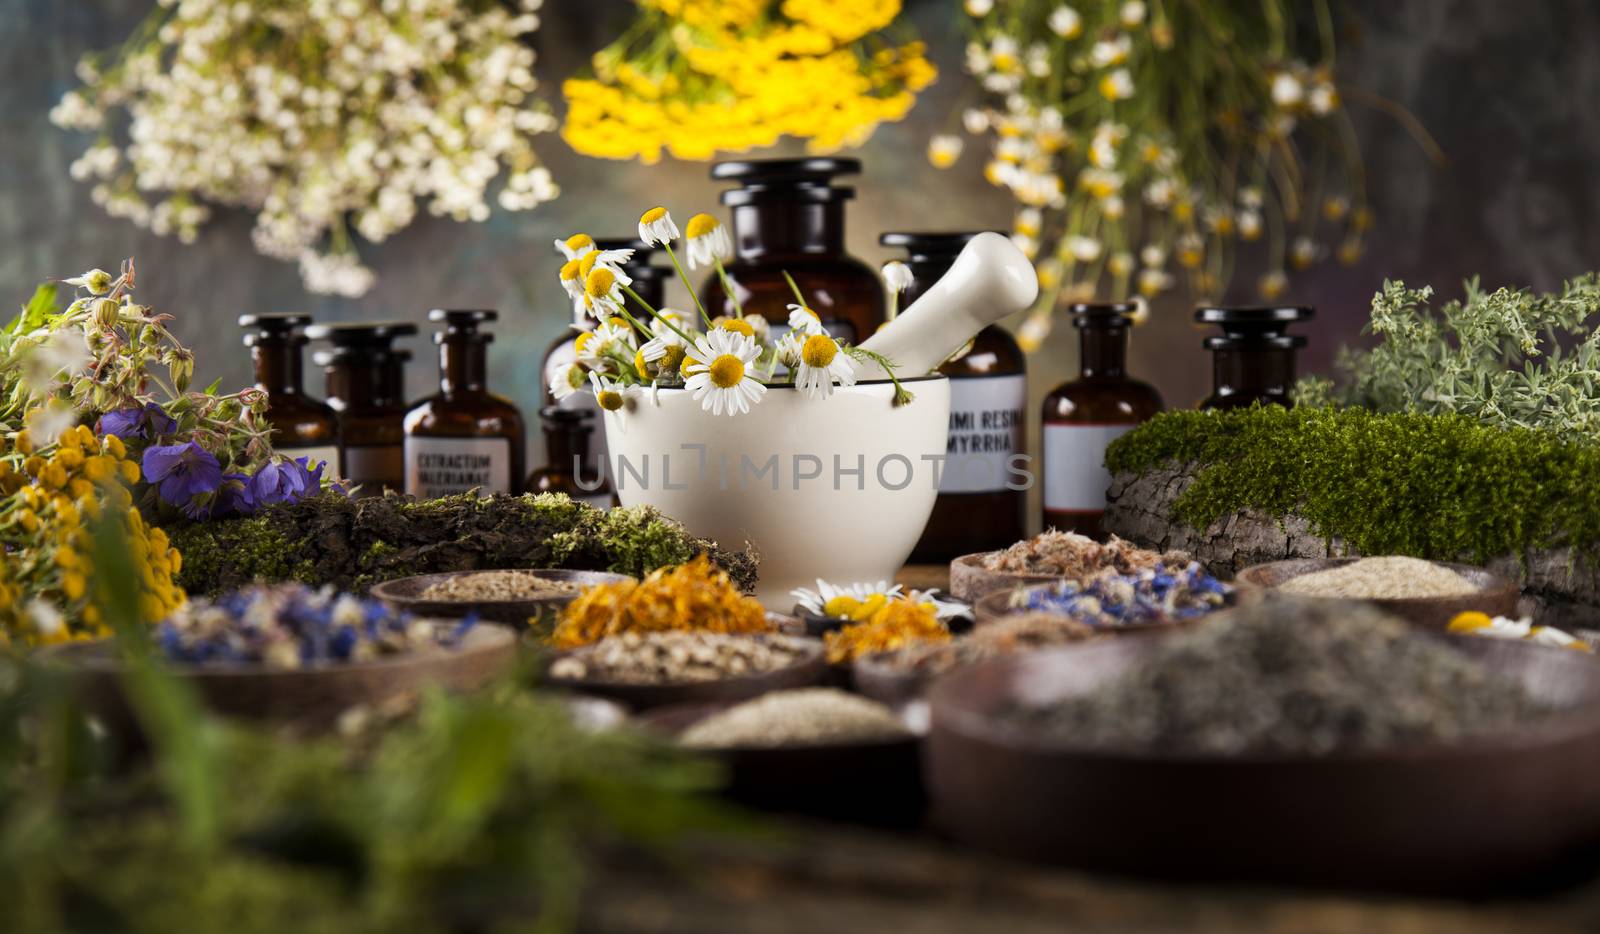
170, 491, 758, 596
1105, 406, 1600, 562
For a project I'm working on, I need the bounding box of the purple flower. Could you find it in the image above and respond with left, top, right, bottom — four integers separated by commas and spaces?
216, 473, 256, 517
250, 455, 325, 507
97, 402, 177, 441
142, 441, 223, 507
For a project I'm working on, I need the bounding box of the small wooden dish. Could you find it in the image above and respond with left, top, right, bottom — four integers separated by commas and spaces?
1236, 557, 1520, 630
641, 700, 925, 828
542, 635, 828, 711
949, 551, 1062, 604
972, 578, 1226, 630
44, 621, 517, 733
370, 568, 634, 632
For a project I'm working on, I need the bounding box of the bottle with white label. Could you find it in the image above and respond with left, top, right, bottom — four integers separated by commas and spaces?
404, 309, 525, 499
1041, 302, 1164, 538
883, 232, 1028, 562
239, 313, 342, 477
527, 406, 615, 510
307, 322, 417, 497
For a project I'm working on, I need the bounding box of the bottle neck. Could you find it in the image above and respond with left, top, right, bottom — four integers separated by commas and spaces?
252, 341, 304, 396
1079, 327, 1128, 380
328, 357, 405, 410
731, 200, 846, 259
544, 426, 590, 474
1212, 346, 1297, 400
439, 340, 487, 395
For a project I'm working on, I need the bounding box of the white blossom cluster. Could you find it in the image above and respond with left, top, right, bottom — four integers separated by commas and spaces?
51, 0, 558, 297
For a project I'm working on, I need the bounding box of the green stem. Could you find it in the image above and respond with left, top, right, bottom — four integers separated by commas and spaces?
712, 257, 744, 319
619, 285, 696, 347
659, 242, 712, 329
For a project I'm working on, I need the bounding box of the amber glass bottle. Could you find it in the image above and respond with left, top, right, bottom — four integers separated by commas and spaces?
539, 239, 665, 471
527, 406, 614, 510
1041, 303, 1164, 538
239, 313, 341, 476
881, 232, 1028, 561
698, 157, 884, 344
404, 309, 525, 498
307, 322, 416, 497
1196, 305, 1314, 409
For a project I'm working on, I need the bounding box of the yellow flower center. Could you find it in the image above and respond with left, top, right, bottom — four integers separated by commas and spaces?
633, 348, 650, 374
708, 354, 745, 389
685, 213, 721, 239
565, 233, 594, 253
801, 334, 837, 368
585, 267, 617, 298
716, 318, 755, 338
823, 595, 860, 618
661, 345, 686, 372
573, 332, 594, 355
680, 354, 699, 377
579, 252, 600, 277
560, 259, 582, 282
565, 366, 587, 389
640, 206, 668, 225
598, 390, 624, 411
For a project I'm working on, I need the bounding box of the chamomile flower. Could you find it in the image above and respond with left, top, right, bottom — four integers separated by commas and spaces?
637, 206, 680, 246
651, 309, 692, 338
582, 266, 624, 315
713, 313, 770, 346
549, 362, 588, 401
791, 579, 904, 621
881, 261, 914, 295
636, 335, 688, 380
927, 134, 964, 169
683, 213, 732, 269
554, 233, 597, 260
1099, 68, 1134, 101
794, 332, 857, 401
786, 303, 826, 335
577, 248, 635, 287
684, 328, 765, 416
559, 259, 585, 303
589, 371, 640, 425
905, 589, 968, 621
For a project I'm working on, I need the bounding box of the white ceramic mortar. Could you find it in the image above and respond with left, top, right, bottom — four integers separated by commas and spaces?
603, 233, 1037, 609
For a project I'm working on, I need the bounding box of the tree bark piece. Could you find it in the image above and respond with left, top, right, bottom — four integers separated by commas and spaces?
1104, 463, 1600, 630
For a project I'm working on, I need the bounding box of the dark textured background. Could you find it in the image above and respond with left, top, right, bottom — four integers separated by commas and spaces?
3, 0, 1597, 497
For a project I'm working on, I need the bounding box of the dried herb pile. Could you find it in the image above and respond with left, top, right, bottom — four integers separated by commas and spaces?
1005, 597, 1550, 755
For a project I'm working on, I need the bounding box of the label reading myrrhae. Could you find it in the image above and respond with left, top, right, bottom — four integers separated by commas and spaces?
1042, 423, 1135, 512
405, 436, 512, 498
941, 374, 1027, 493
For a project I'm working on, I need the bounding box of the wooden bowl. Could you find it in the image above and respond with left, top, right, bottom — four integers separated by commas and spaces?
370, 568, 634, 633
949, 551, 1062, 604
972, 577, 1227, 630
851, 651, 928, 708
925, 636, 1600, 893
542, 635, 828, 711
641, 700, 925, 828
45, 621, 517, 733
1236, 558, 1520, 630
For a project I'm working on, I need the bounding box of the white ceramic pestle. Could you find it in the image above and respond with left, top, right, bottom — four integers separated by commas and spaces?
853, 231, 1039, 380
